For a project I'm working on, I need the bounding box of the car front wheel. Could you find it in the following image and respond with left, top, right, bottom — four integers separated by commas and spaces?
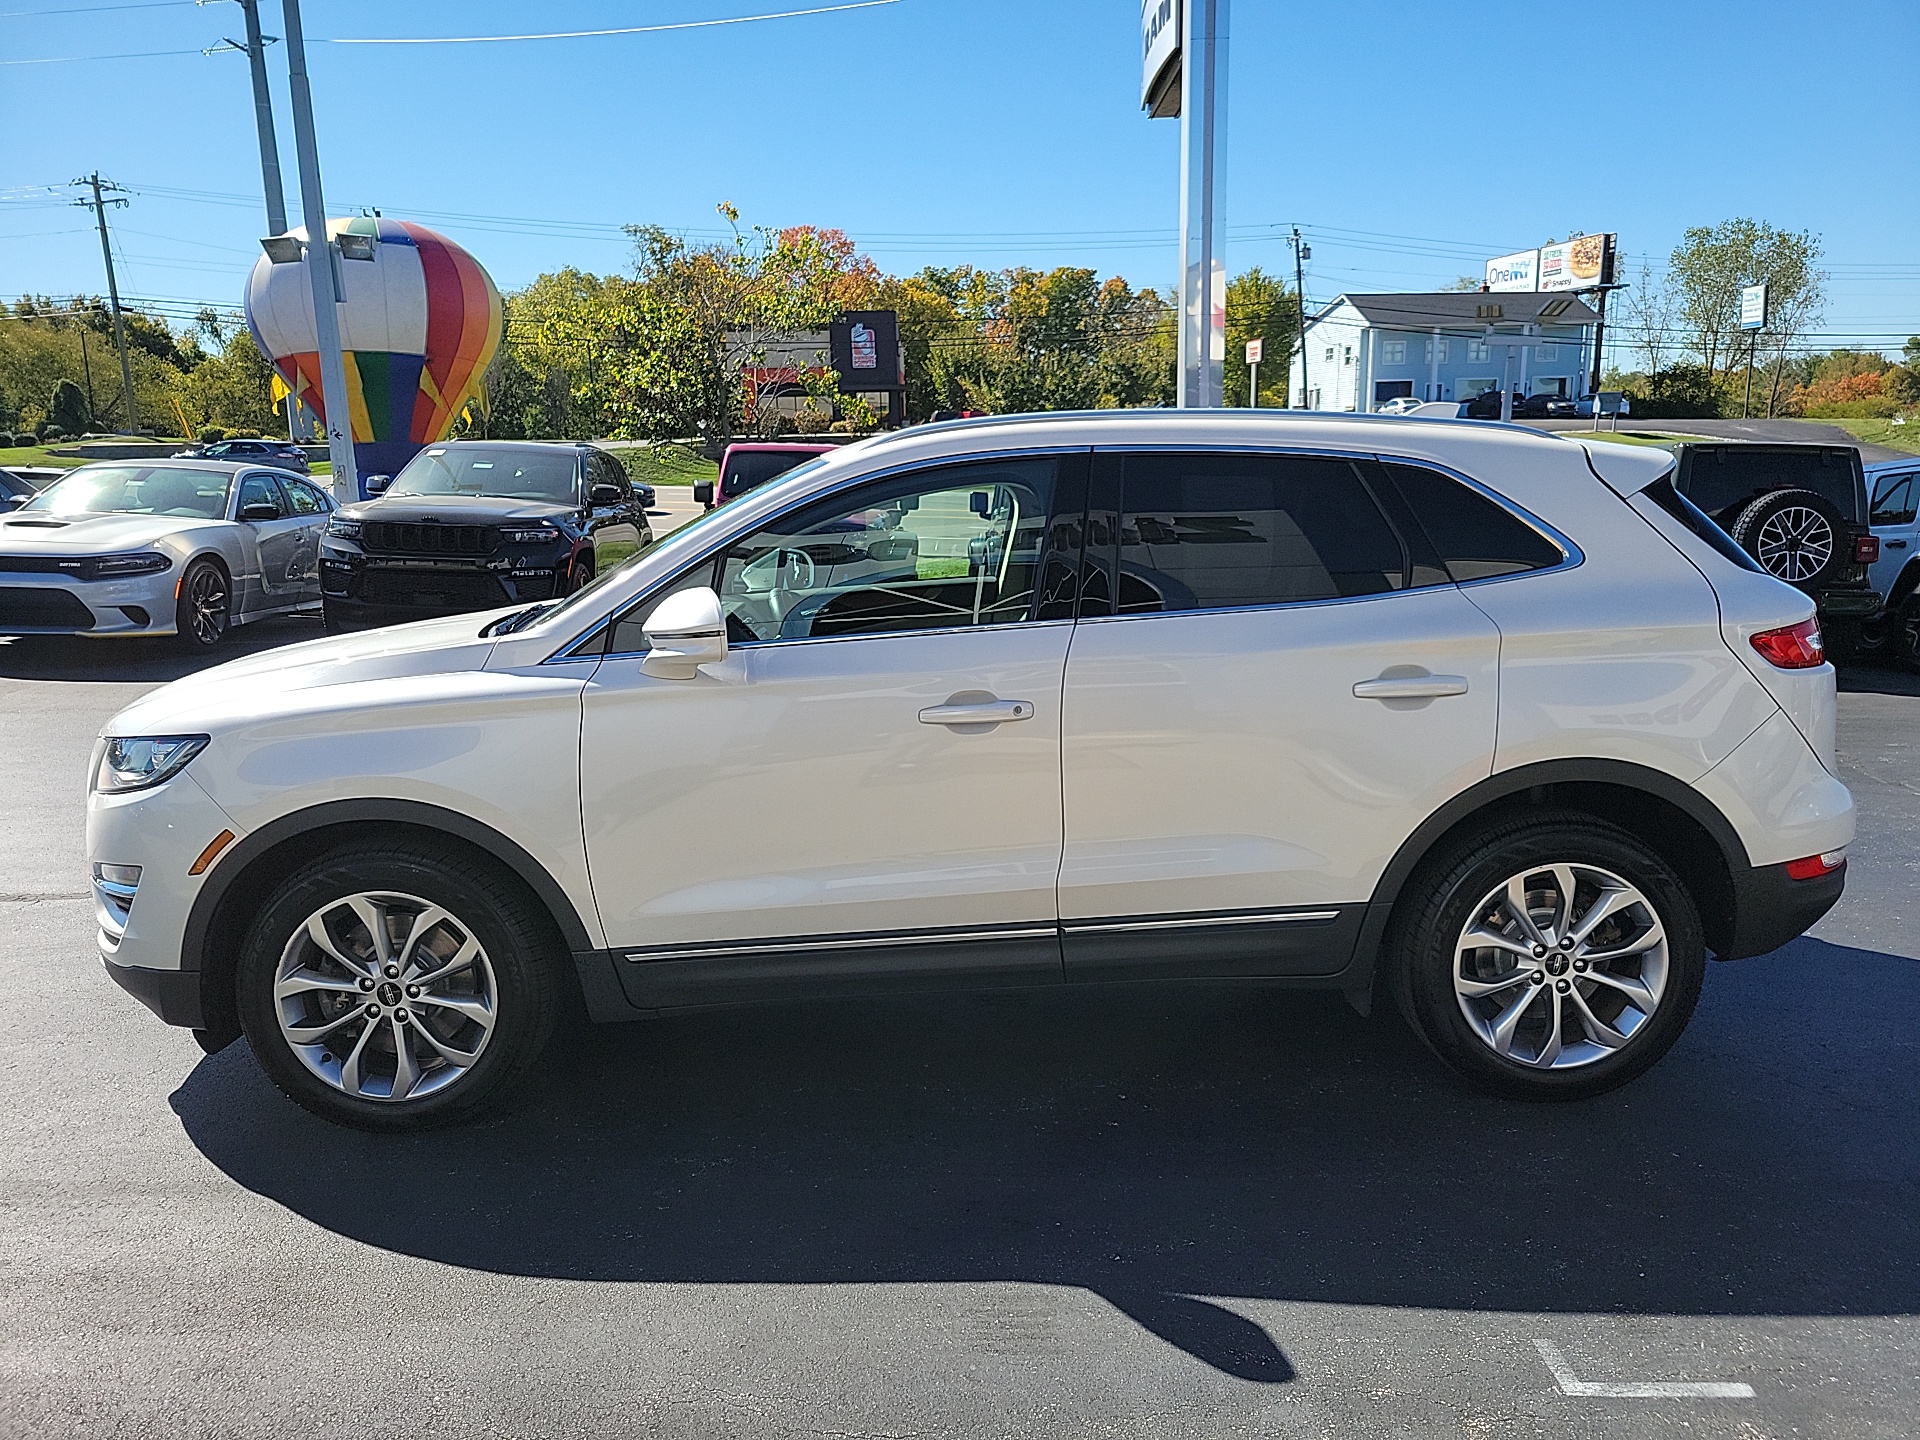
174, 557, 230, 650
1390, 812, 1705, 1101
235, 842, 561, 1131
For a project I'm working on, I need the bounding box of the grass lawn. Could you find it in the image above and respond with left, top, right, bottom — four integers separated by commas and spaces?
1557, 430, 1694, 448
607, 444, 718, 487
0, 444, 95, 471
1818, 418, 1920, 455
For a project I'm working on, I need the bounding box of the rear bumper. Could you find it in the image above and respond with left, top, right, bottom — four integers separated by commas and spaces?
1721, 859, 1846, 959
104, 955, 204, 1028
1815, 585, 1882, 619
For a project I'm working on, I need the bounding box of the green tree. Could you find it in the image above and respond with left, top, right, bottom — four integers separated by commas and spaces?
48, 378, 91, 435
1666, 219, 1825, 414
1224, 267, 1298, 407
176, 329, 280, 436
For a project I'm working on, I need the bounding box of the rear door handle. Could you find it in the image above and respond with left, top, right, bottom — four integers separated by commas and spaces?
919, 699, 1034, 726
1353, 674, 1469, 700
1888, 539, 1909, 549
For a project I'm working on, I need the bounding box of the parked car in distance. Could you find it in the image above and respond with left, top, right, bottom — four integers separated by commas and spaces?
173, 438, 311, 473
1520, 394, 1580, 419
1, 465, 55, 512
1670, 443, 1880, 650
694, 442, 836, 509
1375, 396, 1426, 416
319, 440, 653, 631
92, 412, 1854, 1130
1462, 389, 1524, 420
1862, 457, 1920, 670
0, 459, 333, 648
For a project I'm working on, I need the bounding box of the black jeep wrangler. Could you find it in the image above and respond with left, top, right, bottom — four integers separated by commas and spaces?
1671, 443, 1881, 652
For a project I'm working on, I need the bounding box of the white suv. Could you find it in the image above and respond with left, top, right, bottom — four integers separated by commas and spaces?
89, 413, 1854, 1130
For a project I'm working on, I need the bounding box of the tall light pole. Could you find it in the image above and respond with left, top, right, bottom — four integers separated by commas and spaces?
224, 0, 288, 235
1176, 0, 1228, 408
279, 0, 357, 499
74, 174, 139, 434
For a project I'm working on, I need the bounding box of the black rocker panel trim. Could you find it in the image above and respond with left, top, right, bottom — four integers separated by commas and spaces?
1061, 906, 1361, 982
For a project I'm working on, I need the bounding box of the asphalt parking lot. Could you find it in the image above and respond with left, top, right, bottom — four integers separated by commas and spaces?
0, 577, 1915, 1436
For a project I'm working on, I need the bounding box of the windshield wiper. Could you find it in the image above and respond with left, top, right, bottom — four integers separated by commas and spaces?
480, 601, 558, 637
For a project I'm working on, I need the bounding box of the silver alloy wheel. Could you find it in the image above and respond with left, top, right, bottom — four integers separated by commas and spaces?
273, 890, 498, 1102
1453, 862, 1669, 1070
184, 564, 228, 645
1754, 506, 1835, 582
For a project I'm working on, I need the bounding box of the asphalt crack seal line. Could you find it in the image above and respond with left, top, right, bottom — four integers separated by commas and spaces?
1533, 1340, 1756, 1399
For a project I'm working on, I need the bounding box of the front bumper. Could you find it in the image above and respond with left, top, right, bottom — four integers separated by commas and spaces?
0, 571, 177, 635
321, 548, 566, 620
104, 953, 206, 1027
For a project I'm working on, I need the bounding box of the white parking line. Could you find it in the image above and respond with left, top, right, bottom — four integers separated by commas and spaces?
1534, 1340, 1756, 1399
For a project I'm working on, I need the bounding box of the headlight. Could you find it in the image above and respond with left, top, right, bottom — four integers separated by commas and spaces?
93, 735, 210, 793
503, 526, 560, 544
91, 552, 172, 578
327, 518, 362, 540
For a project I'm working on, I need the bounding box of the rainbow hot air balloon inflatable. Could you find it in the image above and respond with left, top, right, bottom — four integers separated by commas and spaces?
245, 217, 503, 493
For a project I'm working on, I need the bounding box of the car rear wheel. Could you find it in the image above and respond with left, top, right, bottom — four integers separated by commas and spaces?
1729, 488, 1848, 588
235, 842, 561, 1131
1390, 811, 1705, 1101
173, 557, 229, 650
1897, 595, 1920, 673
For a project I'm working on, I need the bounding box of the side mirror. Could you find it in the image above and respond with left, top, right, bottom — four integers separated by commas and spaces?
969, 490, 991, 518
639, 587, 727, 679
692, 481, 714, 507
363, 473, 392, 496
240, 501, 280, 522
589, 482, 622, 505
0, 495, 23, 513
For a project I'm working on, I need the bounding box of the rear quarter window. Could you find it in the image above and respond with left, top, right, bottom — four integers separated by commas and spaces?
1379, 462, 1566, 581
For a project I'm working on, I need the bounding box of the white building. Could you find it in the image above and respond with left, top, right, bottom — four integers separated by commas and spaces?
1290, 292, 1601, 412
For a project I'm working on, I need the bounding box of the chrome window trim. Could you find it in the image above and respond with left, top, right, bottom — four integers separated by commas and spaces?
542, 443, 1092, 665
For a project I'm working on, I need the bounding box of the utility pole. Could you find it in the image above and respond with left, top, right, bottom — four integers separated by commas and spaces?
217, 0, 289, 234
74, 174, 138, 433
280, 0, 357, 499
1291, 227, 1310, 409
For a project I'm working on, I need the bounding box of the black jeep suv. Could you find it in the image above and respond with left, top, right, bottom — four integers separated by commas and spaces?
1672, 443, 1881, 651
320, 441, 653, 631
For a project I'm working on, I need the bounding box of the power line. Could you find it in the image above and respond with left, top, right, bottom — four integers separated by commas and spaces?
0, 46, 211, 65
0, 0, 193, 14
326, 0, 900, 46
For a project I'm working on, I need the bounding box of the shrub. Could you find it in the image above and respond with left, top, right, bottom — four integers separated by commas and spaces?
1631, 364, 1721, 418
42, 425, 66, 441
196, 425, 227, 444
7, 432, 34, 448
227, 427, 262, 440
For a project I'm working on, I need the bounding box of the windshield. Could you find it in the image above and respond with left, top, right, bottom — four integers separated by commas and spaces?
21, 465, 231, 519
389, 447, 579, 503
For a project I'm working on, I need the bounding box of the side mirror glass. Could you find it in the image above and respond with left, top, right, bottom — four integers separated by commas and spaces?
639, 586, 728, 679
692, 481, 714, 507
240, 501, 280, 522
969, 490, 991, 518
589, 482, 622, 505
363, 473, 392, 496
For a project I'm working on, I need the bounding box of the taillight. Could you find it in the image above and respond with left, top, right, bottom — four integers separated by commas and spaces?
1750, 617, 1825, 669
1854, 533, 1880, 564
1784, 849, 1846, 880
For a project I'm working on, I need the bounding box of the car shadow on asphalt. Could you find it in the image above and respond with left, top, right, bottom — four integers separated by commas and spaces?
0, 618, 324, 684
1838, 660, 1920, 697
172, 934, 1920, 1382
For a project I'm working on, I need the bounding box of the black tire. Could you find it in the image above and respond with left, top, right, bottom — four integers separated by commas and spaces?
1728, 488, 1848, 590
173, 557, 230, 651
1897, 595, 1920, 674
566, 556, 594, 594
1387, 810, 1706, 1101
235, 840, 561, 1131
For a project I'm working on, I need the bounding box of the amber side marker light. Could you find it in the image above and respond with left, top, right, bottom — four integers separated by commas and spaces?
1784, 850, 1846, 881
188, 829, 235, 876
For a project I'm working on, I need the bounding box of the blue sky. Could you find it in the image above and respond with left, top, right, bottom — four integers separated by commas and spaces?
3, 0, 1916, 358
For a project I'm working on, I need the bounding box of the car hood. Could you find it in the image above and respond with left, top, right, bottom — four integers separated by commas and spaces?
104, 609, 508, 737
340, 494, 578, 525
0, 512, 224, 551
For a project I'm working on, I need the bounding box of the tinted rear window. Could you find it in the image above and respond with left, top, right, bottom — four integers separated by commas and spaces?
722, 451, 819, 496
1678, 447, 1862, 523
1381, 463, 1566, 581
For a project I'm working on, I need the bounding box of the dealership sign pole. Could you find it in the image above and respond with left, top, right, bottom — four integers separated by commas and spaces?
1739, 282, 1768, 419
1142, 0, 1229, 408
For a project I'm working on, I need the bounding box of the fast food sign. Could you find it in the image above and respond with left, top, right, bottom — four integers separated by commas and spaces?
1539, 234, 1616, 292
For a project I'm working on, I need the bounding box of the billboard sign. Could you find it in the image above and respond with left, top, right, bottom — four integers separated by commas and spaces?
1141, 0, 1180, 116
1739, 283, 1769, 331
1539, 233, 1616, 292
1485, 249, 1539, 293
829, 310, 903, 391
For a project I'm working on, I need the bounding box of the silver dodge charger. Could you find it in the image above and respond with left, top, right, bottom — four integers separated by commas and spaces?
0, 459, 334, 649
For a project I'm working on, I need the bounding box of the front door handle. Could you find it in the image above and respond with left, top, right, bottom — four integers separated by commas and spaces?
1353, 674, 1469, 700
919, 699, 1034, 726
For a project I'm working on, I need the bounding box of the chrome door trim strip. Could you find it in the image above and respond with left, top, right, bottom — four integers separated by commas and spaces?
1063, 909, 1341, 935
623, 923, 1060, 965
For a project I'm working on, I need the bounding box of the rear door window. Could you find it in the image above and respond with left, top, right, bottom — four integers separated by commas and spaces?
1086, 451, 1407, 615
1379, 462, 1567, 581
1871, 473, 1916, 527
